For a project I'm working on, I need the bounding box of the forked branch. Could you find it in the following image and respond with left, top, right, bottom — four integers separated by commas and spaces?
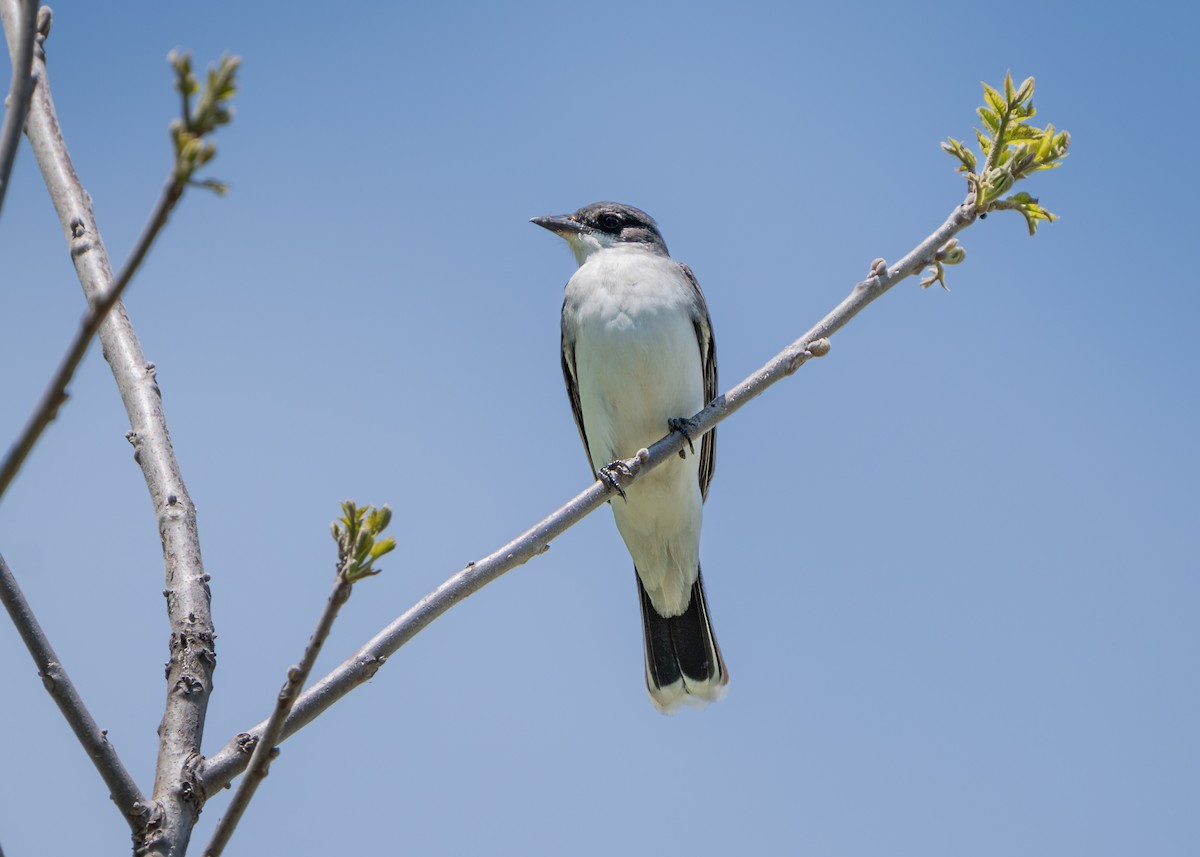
0, 6, 236, 855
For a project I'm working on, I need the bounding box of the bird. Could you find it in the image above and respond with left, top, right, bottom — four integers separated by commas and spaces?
531, 201, 727, 713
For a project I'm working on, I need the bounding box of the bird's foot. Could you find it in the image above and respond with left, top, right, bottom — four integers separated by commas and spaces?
668, 416, 699, 459
597, 460, 637, 501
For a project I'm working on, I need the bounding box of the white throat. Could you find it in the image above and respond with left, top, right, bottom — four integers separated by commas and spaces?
564, 230, 623, 266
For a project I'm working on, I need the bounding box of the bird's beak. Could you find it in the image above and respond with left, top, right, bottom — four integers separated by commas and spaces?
530, 214, 585, 237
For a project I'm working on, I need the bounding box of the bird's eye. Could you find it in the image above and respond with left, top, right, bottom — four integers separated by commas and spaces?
598, 213, 623, 231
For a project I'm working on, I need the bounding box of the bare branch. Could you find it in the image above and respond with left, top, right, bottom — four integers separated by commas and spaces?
204, 503, 392, 855
0, 0, 35, 219
0, 7, 215, 853
0, 175, 185, 502
0, 49, 237, 503
198, 200, 977, 793
0, 552, 148, 827
204, 577, 353, 854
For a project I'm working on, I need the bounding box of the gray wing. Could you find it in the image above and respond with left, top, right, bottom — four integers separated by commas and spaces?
679, 263, 717, 500
560, 304, 594, 470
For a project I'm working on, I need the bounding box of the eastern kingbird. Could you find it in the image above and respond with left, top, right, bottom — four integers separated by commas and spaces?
532, 202, 727, 713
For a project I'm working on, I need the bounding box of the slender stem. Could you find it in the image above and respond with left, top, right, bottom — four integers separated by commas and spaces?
198, 200, 977, 793
0, 553, 148, 825
1, 6, 214, 854
203, 574, 355, 857
0, 0, 34, 220
114, 175, 187, 299
0, 172, 185, 502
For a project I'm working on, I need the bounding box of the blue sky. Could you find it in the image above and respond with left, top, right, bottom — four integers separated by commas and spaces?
1, 2, 1196, 855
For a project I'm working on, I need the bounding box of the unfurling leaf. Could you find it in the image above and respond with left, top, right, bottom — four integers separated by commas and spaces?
369, 538, 396, 560
1014, 76, 1035, 105
919, 260, 949, 291
942, 137, 977, 173
331, 500, 397, 583
982, 82, 1006, 115
943, 73, 1067, 241
977, 106, 1000, 133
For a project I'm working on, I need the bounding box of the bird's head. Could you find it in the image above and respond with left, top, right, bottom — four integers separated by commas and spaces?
532, 201, 668, 265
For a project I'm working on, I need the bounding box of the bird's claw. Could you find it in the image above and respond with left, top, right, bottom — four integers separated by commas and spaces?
668, 416, 698, 458
598, 461, 635, 501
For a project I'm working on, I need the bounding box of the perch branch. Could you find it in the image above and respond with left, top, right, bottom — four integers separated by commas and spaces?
199, 200, 977, 792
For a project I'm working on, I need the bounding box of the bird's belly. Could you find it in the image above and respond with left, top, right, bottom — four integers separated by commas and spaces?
572, 303, 705, 616
573, 308, 704, 469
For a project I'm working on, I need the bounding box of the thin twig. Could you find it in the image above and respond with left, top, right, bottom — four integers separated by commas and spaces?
1, 6, 214, 854
0, 175, 184, 502
0, 552, 149, 825
0, 0, 35, 219
113, 174, 187, 295
203, 572, 357, 857
198, 200, 977, 793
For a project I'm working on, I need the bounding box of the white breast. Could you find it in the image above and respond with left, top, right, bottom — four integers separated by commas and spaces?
564, 245, 706, 616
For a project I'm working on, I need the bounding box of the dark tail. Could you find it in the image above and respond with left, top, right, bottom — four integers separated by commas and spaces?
638, 567, 728, 713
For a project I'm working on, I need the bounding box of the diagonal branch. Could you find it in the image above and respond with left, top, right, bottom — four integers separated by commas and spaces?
204, 504, 392, 855
203, 571, 356, 856
198, 200, 977, 793
0, 173, 185, 502
0, 0, 35, 219
0, 5, 215, 854
0, 45, 234, 503
0, 552, 148, 826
